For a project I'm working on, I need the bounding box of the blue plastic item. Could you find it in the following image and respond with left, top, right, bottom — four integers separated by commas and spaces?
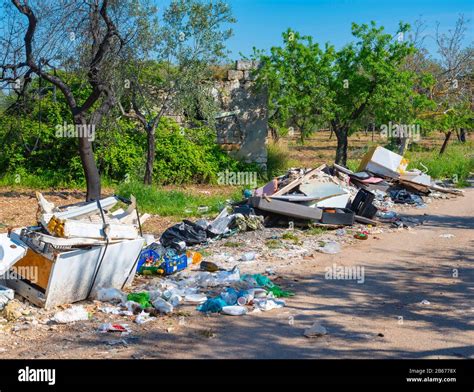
137, 248, 161, 272
197, 297, 227, 313
160, 254, 188, 275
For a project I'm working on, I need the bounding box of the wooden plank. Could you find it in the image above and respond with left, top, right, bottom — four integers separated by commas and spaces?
429, 183, 464, 195
333, 163, 354, 175
355, 215, 378, 225
272, 164, 327, 196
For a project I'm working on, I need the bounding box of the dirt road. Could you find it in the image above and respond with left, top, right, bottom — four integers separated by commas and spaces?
0, 188, 472, 359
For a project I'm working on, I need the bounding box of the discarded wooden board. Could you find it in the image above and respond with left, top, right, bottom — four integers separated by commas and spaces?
255, 179, 279, 197
429, 183, 464, 195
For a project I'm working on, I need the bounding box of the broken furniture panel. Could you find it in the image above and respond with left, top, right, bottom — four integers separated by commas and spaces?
320, 208, 355, 225
249, 197, 323, 221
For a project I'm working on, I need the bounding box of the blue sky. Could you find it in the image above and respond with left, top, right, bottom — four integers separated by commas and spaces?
156, 0, 473, 59
1, 0, 472, 60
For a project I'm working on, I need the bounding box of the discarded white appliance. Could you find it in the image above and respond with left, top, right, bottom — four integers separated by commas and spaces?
1, 194, 146, 308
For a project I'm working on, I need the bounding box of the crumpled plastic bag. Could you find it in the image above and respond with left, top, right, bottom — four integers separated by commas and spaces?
52, 306, 89, 324
96, 288, 126, 303
197, 297, 227, 313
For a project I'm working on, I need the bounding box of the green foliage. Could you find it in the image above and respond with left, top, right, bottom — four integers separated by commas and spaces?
253, 29, 334, 143
152, 118, 241, 184
0, 81, 244, 187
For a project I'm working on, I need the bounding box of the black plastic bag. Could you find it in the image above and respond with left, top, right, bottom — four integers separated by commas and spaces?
160, 220, 207, 247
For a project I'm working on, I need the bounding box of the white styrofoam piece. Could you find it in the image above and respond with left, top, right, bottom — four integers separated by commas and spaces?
362, 146, 404, 178
370, 146, 403, 171
60, 220, 139, 240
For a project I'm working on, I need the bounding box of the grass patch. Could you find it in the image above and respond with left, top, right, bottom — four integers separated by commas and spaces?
405, 141, 474, 186
223, 241, 241, 248
115, 181, 240, 217
265, 239, 283, 249
307, 226, 328, 236
345, 159, 360, 173
281, 232, 302, 244
0, 172, 85, 189
266, 142, 298, 179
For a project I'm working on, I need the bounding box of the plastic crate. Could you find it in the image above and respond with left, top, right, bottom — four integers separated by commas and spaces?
161, 254, 188, 275
137, 248, 161, 272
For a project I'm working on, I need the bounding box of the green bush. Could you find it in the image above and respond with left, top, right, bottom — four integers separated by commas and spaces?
152, 118, 241, 184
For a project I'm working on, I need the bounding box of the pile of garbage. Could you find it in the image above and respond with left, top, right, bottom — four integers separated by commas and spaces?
0, 145, 463, 322
153, 146, 462, 251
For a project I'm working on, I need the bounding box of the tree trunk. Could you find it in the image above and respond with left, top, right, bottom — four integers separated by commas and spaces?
398, 136, 410, 155
334, 126, 349, 166
459, 128, 466, 143
143, 126, 155, 185
300, 129, 305, 145
439, 131, 452, 155
75, 116, 101, 201
270, 127, 279, 142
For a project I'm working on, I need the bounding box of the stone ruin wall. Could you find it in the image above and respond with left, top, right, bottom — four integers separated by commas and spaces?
212, 60, 268, 169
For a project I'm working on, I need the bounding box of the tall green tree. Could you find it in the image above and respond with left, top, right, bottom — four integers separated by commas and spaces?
327, 22, 415, 165
254, 22, 418, 165
253, 29, 334, 144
